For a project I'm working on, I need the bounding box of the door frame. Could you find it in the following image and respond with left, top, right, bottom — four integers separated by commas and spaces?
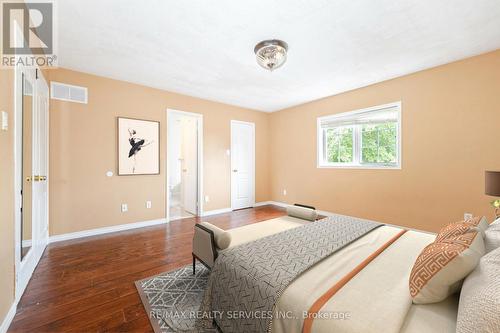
230, 120, 255, 210
166, 109, 203, 221
13, 65, 50, 301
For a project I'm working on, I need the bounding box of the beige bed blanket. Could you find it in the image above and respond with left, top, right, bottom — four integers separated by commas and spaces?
272, 226, 435, 333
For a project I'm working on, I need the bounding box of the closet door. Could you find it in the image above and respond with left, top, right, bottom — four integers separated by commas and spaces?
15, 67, 50, 299
33, 72, 49, 249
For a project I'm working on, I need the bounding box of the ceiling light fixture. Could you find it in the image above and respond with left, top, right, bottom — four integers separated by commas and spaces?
254, 39, 288, 71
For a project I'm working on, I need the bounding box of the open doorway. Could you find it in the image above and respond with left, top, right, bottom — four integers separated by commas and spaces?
167, 110, 203, 221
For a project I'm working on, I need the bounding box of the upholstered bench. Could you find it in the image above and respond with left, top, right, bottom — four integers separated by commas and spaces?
192, 205, 318, 273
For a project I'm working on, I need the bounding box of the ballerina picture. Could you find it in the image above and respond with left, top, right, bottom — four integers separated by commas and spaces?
118, 117, 159, 175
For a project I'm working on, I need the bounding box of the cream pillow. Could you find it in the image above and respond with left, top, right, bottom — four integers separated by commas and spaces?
464, 216, 489, 237
456, 246, 500, 333
199, 222, 232, 249
409, 231, 485, 304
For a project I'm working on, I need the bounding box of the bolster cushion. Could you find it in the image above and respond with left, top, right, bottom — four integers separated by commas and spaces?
286, 205, 317, 221
199, 222, 232, 250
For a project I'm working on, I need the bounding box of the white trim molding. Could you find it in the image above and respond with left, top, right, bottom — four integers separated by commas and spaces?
0, 301, 17, 333
201, 208, 232, 217
254, 201, 287, 208
48, 218, 167, 244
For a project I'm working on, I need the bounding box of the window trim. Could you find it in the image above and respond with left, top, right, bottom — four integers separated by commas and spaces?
317, 102, 402, 170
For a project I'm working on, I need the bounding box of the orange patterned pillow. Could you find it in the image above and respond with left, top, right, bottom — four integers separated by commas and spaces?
436, 222, 477, 242
409, 231, 485, 304
436, 216, 489, 241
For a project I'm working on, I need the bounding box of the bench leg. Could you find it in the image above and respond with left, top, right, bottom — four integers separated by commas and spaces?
192, 254, 196, 275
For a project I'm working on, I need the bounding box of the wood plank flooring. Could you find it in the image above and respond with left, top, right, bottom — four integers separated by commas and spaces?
8, 205, 286, 333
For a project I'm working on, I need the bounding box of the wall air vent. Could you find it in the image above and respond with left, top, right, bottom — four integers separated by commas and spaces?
50, 81, 88, 104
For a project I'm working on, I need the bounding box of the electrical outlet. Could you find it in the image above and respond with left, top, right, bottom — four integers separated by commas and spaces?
146, 201, 152, 209
205, 195, 210, 203
464, 212, 473, 220
1, 111, 8, 131
121, 204, 128, 212
283, 189, 287, 196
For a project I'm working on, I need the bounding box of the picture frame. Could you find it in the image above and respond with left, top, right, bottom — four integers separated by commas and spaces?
117, 117, 160, 175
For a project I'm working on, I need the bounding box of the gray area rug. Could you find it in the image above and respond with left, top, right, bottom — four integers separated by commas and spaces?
135, 264, 217, 333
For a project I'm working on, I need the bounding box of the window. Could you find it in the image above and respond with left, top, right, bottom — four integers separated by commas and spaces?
317, 102, 401, 169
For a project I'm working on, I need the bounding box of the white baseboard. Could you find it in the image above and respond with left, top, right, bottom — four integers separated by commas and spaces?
201, 208, 232, 217
48, 218, 168, 244
254, 201, 287, 208
0, 301, 17, 333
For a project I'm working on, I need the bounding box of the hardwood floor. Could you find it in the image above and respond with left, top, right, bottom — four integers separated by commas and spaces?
8, 205, 286, 333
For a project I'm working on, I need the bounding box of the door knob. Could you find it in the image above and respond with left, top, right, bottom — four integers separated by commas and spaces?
26, 176, 32, 182
233, 169, 238, 172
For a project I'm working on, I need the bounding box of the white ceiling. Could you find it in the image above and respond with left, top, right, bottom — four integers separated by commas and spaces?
57, 0, 500, 112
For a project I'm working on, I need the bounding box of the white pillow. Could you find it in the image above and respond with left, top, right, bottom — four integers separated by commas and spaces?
491, 217, 500, 225
485, 222, 500, 253
456, 246, 500, 333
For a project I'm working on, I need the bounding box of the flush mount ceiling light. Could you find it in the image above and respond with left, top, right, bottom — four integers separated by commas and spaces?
254, 39, 288, 71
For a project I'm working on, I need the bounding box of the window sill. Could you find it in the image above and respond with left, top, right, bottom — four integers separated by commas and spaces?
317, 164, 401, 170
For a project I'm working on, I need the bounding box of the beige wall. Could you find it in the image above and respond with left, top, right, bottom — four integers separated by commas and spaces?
47, 68, 270, 236
0, 69, 16, 324
269, 50, 500, 232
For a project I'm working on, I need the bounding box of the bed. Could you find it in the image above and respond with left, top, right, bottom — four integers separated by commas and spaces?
271, 225, 455, 333
194, 206, 496, 333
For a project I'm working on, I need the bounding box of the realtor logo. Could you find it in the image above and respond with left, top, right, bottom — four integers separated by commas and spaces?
1, 0, 57, 67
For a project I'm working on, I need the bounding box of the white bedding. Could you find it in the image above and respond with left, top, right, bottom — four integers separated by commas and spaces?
272, 226, 438, 333
400, 294, 458, 333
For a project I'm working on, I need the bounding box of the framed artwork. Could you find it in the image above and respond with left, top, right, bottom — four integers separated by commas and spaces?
118, 117, 160, 175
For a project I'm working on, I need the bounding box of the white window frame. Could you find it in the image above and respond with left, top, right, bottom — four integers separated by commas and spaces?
317, 102, 402, 169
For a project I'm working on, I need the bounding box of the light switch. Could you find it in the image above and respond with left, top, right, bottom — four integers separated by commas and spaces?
1, 111, 8, 131
121, 204, 128, 212
146, 201, 152, 209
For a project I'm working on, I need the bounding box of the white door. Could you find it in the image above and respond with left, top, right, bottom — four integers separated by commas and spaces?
33, 72, 50, 248
231, 120, 255, 210
181, 116, 198, 214
14, 66, 49, 299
